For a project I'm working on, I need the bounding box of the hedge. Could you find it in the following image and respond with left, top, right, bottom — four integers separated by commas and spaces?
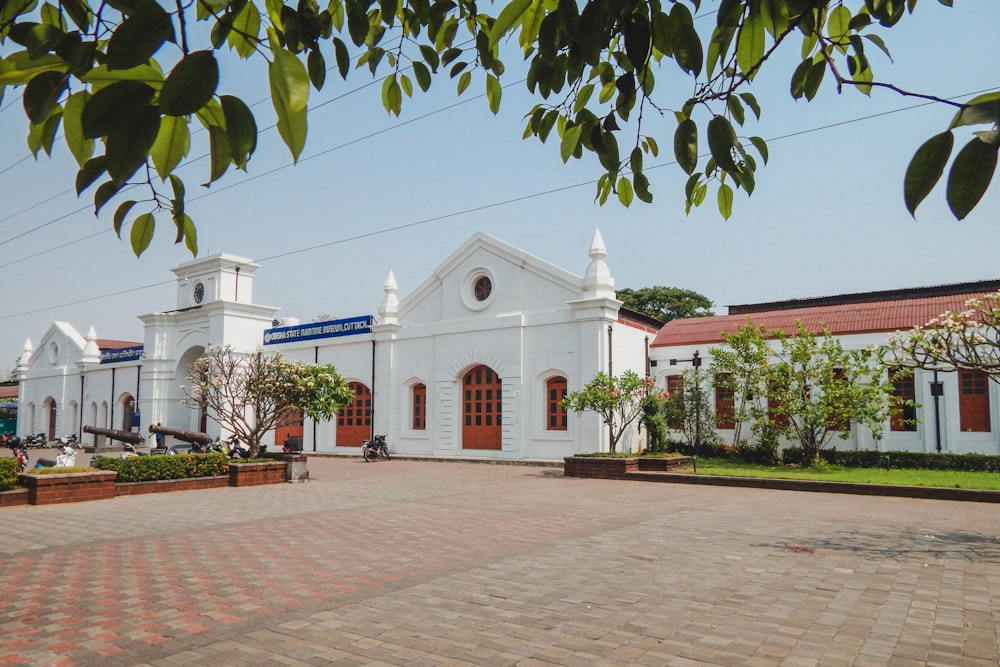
781, 447, 1000, 472
0, 458, 15, 491
91, 453, 229, 482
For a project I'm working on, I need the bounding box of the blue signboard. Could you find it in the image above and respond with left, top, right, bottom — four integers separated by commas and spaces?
100, 345, 144, 364
263, 315, 374, 345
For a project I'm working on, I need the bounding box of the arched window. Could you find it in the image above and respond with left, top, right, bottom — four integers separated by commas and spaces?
412, 383, 426, 430
337, 382, 372, 446
546, 376, 567, 431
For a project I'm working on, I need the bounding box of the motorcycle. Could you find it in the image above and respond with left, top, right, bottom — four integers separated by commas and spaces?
55, 443, 79, 467
361, 434, 390, 462
24, 433, 47, 448
7, 442, 28, 474
58, 434, 79, 446
224, 435, 252, 459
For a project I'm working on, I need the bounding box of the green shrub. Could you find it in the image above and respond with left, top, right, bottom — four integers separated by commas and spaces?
778, 447, 1000, 472
0, 458, 15, 491
642, 398, 670, 453
91, 453, 229, 482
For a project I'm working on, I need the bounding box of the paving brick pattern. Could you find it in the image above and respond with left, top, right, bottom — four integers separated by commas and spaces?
2, 457, 999, 666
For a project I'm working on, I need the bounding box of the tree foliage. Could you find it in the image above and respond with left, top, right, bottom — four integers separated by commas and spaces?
616, 285, 713, 322
710, 321, 899, 465
184, 345, 353, 456
1, 0, 995, 255
661, 366, 721, 451
886, 291, 1000, 382
562, 370, 666, 453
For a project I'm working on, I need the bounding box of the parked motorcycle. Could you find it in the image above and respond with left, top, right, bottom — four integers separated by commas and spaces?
23, 433, 47, 448
226, 435, 252, 459
7, 442, 28, 473
361, 434, 390, 462
58, 434, 79, 446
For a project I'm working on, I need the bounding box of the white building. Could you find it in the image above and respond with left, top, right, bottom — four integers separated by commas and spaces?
16, 230, 661, 458
650, 281, 1000, 455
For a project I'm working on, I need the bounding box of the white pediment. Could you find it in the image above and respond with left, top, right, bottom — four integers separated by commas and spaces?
29, 322, 86, 370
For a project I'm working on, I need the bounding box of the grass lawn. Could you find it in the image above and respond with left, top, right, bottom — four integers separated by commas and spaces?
685, 459, 1000, 491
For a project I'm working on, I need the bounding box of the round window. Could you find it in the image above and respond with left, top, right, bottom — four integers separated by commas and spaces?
474, 275, 492, 302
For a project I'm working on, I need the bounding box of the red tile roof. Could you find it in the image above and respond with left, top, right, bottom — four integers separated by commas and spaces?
652, 292, 994, 347
96, 338, 142, 350
0, 385, 18, 399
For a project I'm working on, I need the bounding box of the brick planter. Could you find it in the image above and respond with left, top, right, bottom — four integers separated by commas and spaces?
564, 456, 639, 480
0, 488, 29, 507
228, 461, 287, 487
636, 456, 692, 472
116, 476, 229, 496
18, 470, 118, 505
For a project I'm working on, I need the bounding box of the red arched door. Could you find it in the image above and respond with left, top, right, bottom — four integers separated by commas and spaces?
275, 408, 304, 448
337, 382, 371, 446
462, 365, 501, 450
47, 399, 57, 441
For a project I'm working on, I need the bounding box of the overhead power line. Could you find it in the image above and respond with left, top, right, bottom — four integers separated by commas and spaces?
1, 85, 996, 321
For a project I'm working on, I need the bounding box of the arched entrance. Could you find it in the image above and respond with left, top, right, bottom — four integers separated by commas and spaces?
336, 382, 371, 447
121, 394, 135, 432
462, 365, 501, 450
44, 397, 57, 441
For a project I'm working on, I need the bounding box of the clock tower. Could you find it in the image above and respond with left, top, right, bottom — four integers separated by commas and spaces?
172, 253, 258, 308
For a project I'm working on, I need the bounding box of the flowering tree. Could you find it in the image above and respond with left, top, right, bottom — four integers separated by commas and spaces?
562, 370, 667, 453
184, 346, 353, 457
886, 292, 1000, 381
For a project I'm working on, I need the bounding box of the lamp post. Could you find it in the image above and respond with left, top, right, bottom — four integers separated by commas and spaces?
930, 370, 944, 453
670, 350, 703, 472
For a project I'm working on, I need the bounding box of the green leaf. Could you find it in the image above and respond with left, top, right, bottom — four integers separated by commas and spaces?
634, 172, 652, 203
946, 138, 998, 221
333, 37, 350, 79
269, 46, 309, 161
617, 176, 633, 207
748, 136, 768, 164
22, 69, 65, 124
673, 118, 698, 175
81, 80, 155, 138
735, 8, 765, 78
717, 182, 734, 219
950, 92, 1000, 130
399, 73, 412, 98
560, 124, 582, 163
94, 179, 123, 215
149, 114, 190, 179
903, 131, 952, 217
113, 200, 137, 237
105, 103, 160, 182
178, 212, 198, 255
489, 0, 531, 45
206, 124, 232, 184
228, 1, 261, 58
668, 4, 702, 77
130, 212, 155, 255
456, 70, 471, 95
412, 60, 431, 91
221, 94, 257, 170
381, 74, 402, 115
826, 5, 851, 43
307, 48, 326, 90
739, 92, 761, 120
76, 156, 106, 194
160, 50, 219, 116
485, 73, 501, 114
80, 63, 164, 88
62, 90, 93, 166
707, 115, 738, 172
106, 7, 173, 70
0, 51, 65, 86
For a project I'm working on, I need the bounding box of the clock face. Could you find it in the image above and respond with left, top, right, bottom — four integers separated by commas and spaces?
193, 281, 205, 304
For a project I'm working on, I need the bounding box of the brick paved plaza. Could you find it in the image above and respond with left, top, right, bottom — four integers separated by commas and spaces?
2, 457, 999, 666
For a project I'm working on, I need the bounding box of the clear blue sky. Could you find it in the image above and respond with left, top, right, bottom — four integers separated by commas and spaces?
0, 1, 998, 372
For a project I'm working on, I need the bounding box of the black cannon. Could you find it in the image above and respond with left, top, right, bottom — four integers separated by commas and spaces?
82, 425, 145, 445
148, 424, 213, 446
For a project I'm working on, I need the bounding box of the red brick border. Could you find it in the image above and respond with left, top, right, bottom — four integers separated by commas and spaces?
18, 471, 118, 505
0, 487, 28, 507
116, 476, 229, 496
228, 461, 287, 487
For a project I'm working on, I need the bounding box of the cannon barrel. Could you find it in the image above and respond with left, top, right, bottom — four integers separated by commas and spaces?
82, 426, 146, 445
148, 424, 213, 446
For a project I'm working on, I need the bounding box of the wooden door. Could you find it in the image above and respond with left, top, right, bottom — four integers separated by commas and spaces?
337, 382, 371, 446
462, 365, 501, 450
959, 369, 991, 432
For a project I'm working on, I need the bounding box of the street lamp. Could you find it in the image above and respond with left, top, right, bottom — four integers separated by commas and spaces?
670, 350, 703, 473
